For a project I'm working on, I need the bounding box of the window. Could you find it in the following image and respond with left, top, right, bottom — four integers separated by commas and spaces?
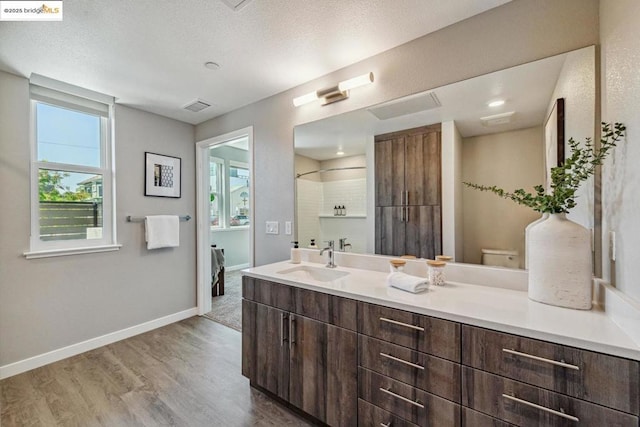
208, 146, 250, 230
228, 162, 250, 227
26, 79, 118, 257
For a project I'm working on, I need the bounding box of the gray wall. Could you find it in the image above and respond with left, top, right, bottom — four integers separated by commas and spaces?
0, 71, 196, 366
196, 0, 599, 267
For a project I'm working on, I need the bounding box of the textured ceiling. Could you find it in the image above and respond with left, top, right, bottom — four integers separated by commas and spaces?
0, 0, 511, 124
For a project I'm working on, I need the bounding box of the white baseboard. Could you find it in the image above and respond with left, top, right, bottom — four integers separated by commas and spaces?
0, 307, 198, 380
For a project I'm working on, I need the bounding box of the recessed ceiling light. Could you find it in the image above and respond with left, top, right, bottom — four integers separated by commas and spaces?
204, 62, 221, 70
488, 99, 505, 108
336, 150, 345, 156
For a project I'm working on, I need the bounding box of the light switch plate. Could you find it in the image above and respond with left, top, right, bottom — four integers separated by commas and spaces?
285, 221, 292, 235
266, 221, 279, 235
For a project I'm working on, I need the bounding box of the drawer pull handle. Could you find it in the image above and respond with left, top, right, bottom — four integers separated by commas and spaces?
502, 393, 579, 422
280, 313, 286, 346
379, 317, 424, 331
380, 423, 392, 427
379, 387, 425, 409
380, 352, 425, 370
502, 348, 580, 370
289, 316, 296, 349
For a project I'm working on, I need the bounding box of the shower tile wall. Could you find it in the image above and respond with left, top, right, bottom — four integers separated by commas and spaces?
296, 179, 321, 248
322, 178, 367, 215
297, 178, 367, 252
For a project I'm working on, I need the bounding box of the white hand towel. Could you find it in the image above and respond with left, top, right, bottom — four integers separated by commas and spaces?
145, 215, 180, 249
386, 272, 429, 293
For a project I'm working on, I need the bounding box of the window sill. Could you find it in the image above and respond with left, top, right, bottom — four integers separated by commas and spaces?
211, 226, 250, 232
24, 244, 122, 259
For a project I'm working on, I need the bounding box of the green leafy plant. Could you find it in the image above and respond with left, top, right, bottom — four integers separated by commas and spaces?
463, 122, 626, 213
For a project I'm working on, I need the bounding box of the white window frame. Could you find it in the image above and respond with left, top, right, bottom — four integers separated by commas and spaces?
24, 77, 120, 259
209, 156, 224, 230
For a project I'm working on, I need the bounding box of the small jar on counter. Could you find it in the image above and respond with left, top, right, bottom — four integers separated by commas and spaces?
427, 259, 446, 286
389, 259, 406, 273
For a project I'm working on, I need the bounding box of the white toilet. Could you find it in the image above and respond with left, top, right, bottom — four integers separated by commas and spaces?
481, 249, 520, 268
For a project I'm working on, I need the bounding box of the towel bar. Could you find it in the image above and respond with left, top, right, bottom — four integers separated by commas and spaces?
126, 215, 191, 222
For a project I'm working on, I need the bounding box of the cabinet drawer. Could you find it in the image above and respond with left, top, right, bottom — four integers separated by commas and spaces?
461, 407, 515, 427
359, 367, 461, 427
242, 276, 294, 312
462, 367, 639, 426
462, 325, 640, 415
294, 287, 357, 331
358, 399, 420, 427
359, 335, 460, 402
358, 302, 460, 362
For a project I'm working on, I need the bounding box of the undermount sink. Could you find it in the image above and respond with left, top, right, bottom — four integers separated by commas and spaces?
276, 265, 349, 282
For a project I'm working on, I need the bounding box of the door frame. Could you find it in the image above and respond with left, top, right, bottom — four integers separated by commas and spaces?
195, 126, 255, 315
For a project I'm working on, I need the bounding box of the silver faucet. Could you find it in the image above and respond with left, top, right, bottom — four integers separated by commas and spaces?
319, 240, 336, 268
338, 237, 352, 252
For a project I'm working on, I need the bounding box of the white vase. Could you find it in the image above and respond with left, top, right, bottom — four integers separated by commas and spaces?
524, 213, 549, 269
527, 213, 592, 310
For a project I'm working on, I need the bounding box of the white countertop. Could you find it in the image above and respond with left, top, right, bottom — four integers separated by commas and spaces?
242, 259, 640, 361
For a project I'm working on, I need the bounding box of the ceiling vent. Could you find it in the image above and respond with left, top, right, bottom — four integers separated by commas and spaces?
183, 99, 211, 113
221, 0, 253, 11
480, 111, 516, 127
367, 92, 441, 120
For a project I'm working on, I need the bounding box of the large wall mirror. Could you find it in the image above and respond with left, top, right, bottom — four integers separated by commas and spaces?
294, 45, 595, 270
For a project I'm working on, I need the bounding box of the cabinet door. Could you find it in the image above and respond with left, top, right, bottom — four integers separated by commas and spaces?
404, 129, 441, 206
241, 300, 290, 400
375, 136, 405, 207
375, 206, 406, 256
405, 205, 442, 259
289, 315, 358, 426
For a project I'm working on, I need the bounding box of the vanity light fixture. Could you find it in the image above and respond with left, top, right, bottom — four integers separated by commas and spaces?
336, 150, 345, 156
293, 72, 374, 107
488, 99, 505, 107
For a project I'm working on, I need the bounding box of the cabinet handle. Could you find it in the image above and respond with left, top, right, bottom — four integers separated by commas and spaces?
502, 348, 580, 370
379, 387, 424, 409
380, 352, 424, 370
380, 422, 392, 427
405, 190, 409, 206
502, 393, 579, 422
289, 315, 296, 349
379, 317, 424, 331
280, 313, 287, 346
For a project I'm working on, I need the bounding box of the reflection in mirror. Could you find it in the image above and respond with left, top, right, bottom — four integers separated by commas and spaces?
294, 46, 595, 269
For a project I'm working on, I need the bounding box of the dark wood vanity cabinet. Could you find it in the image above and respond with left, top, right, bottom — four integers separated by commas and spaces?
461, 325, 640, 426
374, 124, 442, 259
242, 275, 640, 426
242, 277, 358, 426
357, 301, 462, 426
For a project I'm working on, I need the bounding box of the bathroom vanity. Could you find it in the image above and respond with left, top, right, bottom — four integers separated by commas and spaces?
241, 252, 640, 426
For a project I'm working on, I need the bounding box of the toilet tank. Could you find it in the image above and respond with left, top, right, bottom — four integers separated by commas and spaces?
481, 249, 519, 268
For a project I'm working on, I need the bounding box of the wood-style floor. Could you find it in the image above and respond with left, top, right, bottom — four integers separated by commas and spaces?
1, 317, 314, 426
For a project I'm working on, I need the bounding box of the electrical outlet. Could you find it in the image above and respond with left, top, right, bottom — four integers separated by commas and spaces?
285, 221, 292, 235
266, 221, 279, 235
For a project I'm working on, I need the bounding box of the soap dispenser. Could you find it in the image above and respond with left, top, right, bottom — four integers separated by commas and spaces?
291, 241, 301, 264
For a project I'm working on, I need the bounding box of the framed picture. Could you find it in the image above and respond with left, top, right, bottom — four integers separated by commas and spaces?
145, 152, 181, 198
544, 98, 565, 190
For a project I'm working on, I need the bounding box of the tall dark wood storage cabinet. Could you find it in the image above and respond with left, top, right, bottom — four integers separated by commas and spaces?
375, 124, 442, 259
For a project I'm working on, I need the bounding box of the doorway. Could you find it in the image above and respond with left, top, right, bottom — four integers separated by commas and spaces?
196, 127, 254, 329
